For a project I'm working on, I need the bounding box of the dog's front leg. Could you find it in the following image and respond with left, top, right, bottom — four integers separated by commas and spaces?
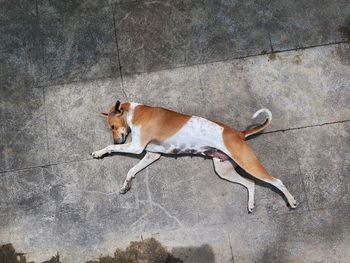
92, 143, 143, 158
120, 152, 161, 194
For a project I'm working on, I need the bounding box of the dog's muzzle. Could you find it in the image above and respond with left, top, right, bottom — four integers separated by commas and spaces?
114, 133, 126, 144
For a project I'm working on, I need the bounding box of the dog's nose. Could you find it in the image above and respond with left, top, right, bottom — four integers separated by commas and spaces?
114, 134, 126, 144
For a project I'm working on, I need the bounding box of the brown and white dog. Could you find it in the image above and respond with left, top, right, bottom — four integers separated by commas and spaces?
92, 101, 297, 212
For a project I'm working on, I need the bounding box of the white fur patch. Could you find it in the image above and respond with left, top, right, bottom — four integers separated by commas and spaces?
146, 116, 226, 155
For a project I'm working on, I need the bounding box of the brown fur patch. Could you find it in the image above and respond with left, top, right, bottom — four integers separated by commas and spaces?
132, 105, 191, 146
222, 127, 275, 181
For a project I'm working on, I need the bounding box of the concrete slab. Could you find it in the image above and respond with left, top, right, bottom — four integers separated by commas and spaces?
198, 44, 350, 131
291, 122, 350, 210
123, 43, 349, 132
228, 208, 350, 263
265, 0, 350, 51
114, 0, 270, 74
44, 78, 124, 163
244, 131, 309, 214
36, 0, 119, 86
0, 157, 143, 262
0, 77, 48, 172
123, 65, 205, 116
0, 130, 311, 262
0, 0, 39, 77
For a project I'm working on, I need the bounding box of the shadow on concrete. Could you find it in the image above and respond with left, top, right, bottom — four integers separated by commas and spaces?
171, 244, 215, 263
337, 17, 350, 42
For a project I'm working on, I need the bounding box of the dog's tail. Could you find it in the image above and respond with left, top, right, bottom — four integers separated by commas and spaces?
243, 108, 272, 139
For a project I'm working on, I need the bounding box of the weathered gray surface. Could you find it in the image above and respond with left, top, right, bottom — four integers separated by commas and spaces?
45, 79, 125, 163
292, 123, 350, 210
1, 0, 350, 261
36, 0, 120, 86
114, 0, 270, 74
125, 44, 350, 131
1, 42, 350, 262
113, 0, 350, 75
0, 76, 48, 171
266, 0, 350, 50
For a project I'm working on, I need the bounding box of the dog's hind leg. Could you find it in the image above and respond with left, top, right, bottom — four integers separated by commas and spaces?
222, 131, 297, 208
120, 152, 161, 194
213, 158, 255, 212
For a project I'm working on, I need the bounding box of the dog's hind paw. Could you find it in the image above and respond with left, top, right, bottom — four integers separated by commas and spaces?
248, 202, 255, 213
288, 196, 297, 208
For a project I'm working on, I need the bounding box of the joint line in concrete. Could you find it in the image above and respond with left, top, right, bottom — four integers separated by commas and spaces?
262, 119, 350, 135
112, 5, 128, 101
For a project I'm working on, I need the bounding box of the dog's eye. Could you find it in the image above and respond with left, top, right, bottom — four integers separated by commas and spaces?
111, 125, 115, 130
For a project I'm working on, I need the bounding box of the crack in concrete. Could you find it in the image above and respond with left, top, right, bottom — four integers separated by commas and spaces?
136, 168, 184, 228
268, 32, 274, 53
110, 41, 349, 78
292, 147, 311, 211
128, 169, 184, 230
112, 4, 128, 101
42, 87, 51, 166
145, 168, 153, 209
261, 119, 350, 135
66, 186, 120, 196
227, 232, 235, 263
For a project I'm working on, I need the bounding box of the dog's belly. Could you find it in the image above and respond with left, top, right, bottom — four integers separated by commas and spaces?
145, 116, 229, 160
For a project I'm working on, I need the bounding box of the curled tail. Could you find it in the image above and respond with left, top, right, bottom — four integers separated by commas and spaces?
243, 108, 272, 139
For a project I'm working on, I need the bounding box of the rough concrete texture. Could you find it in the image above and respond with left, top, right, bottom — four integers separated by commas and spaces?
1, 43, 349, 262
1, 0, 350, 262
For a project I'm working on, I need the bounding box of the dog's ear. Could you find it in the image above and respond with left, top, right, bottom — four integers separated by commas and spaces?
100, 112, 108, 118
115, 100, 121, 113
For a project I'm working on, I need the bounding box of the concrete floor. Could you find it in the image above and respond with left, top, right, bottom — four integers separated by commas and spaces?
1, 0, 350, 262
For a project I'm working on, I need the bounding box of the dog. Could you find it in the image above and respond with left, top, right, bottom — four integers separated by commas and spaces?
92, 101, 297, 212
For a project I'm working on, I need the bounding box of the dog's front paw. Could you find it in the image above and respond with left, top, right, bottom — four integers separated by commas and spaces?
119, 181, 131, 194
92, 150, 104, 159
248, 201, 255, 213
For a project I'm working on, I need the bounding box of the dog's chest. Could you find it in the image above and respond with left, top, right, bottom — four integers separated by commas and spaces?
145, 116, 225, 155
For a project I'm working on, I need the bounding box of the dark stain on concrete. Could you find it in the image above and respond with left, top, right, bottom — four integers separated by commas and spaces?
0, 243, 61, 263
0, 239, 215, 263
0, 243, 29, 263
337, 19, 350, 42
171, 244, 215, 263
335, 45, 350, 66
292, 54, 302, 64
268, 52, 278, 61
87, 238, 183, 263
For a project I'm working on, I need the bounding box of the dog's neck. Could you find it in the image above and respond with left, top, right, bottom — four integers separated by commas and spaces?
124, 102, 140, 132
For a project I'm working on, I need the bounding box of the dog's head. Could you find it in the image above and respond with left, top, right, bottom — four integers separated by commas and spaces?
100, 101, 129, 144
